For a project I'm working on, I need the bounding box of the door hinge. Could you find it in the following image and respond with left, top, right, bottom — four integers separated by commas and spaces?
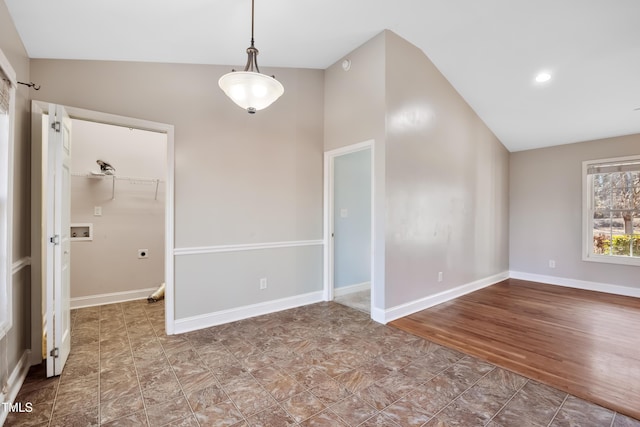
50, 235, 60, 245
49, 347, 59, 358
51, 121, 61, 133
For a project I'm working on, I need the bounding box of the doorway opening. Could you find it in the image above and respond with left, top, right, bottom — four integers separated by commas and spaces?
324, 141, 374, 315
30, 102, 175, 372
67, 119, 167, 310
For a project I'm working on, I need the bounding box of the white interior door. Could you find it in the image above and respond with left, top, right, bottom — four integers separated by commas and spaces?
45, 104, 72, 377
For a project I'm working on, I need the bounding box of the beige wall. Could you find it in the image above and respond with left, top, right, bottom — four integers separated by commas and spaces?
510, 133, 640, 288
324, 32, 386, 152
30, 59, 325, 319
70, 120, 166, 299
324, 31, 388, 310
383, 31, 510, 307
0, 0, 32, 400
324, 31, 510, 314
1, 3, 30, 262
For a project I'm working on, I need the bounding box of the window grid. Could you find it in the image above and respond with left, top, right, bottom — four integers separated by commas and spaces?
586, 159, 640, 264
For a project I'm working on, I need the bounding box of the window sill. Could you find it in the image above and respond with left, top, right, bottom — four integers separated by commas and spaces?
582, 254, 640, 267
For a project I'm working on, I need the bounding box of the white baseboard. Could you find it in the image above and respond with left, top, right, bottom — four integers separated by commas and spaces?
174, 291, 324, 334
334, 282, 371, 297
70, 287, 157, 309
509, 271, 640, 298
0, 350, 30, 426
380, 271, 509, 324
371, 306, 386, 324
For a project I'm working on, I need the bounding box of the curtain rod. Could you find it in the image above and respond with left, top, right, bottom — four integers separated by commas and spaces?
17, 81, 40, 90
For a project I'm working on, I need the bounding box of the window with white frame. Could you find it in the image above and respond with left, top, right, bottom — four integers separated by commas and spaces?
0, 51, 15, 339
583, 156, 640, 266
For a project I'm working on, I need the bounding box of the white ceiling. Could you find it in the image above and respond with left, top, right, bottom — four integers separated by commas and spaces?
5, 0, 640, 152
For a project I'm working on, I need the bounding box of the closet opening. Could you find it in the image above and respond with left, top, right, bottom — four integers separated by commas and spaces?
68, 119, 168, 310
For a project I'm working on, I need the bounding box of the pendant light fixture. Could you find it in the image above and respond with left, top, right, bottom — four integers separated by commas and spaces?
218, 0, 284, 114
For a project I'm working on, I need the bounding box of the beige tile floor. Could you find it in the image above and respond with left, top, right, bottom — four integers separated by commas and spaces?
334, 290, 370, 314
5, 300, 640, 427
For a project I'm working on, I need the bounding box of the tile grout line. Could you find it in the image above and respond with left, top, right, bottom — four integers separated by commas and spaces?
349, 348, 472, 426
303, 325, 380, 427
45, 311, 76, 427
177, 332, 222, 422
546, 393, 569, 427
337, 356, 427, 424
227, 316, 334, 424
97, 305, 102, 425
420, 360, 498, 426
270, 347, 340, 425
361, 347, 463, 419
237, 321, 332, 423
49, 309, 82, 424
196, 346, 230, 425
485, 377, 530, 426
305, 333, 418, 426
311, 317, 419, 425
362, 328, 446, 424
121, 302, 152, 427
148, 301, 202, 427
222, 331, 295, 425
143, 302, 179, 426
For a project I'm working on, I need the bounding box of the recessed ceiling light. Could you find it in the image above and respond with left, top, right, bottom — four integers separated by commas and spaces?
535, 72, 552, 83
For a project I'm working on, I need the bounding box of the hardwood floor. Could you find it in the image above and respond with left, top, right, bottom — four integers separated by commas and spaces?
390, 278, 640, 421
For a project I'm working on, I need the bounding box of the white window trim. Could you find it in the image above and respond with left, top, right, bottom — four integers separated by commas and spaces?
582, 155, 640, 267
0, 48, 16, 339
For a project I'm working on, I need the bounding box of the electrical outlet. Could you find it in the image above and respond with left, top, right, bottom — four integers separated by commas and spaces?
259, 278, 267, 290
94, 206, 102, 216
549, 259, 556, 268
438, 272, 443, 282
138, 249, 149, 259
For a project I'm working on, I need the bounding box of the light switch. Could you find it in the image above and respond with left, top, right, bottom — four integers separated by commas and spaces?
340, 208, 348, 218
94, 206, 102, 216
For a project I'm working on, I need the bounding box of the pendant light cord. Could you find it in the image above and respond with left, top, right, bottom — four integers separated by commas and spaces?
250, 0, 255, 47
245, 0, 259, 73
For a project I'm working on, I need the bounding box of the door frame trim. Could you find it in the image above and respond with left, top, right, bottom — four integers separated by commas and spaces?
323, 140, 375, 315
0, 48, 16, 340
31, 102, 176, 365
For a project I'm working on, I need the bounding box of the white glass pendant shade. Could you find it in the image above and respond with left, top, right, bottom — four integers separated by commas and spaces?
218, 71, 284, 113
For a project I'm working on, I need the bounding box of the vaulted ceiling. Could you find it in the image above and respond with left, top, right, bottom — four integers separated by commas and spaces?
5, 0, 640, 152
